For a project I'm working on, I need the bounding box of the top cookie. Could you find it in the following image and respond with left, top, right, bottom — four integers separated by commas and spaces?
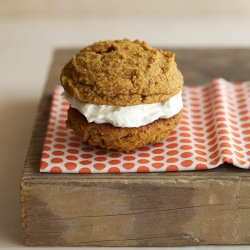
61, 39, 183, 106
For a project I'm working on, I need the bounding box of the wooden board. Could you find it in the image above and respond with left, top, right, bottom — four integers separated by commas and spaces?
21, 48, 250, 246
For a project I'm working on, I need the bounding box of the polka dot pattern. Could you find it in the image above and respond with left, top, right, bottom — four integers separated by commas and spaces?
40, 79, 250, 174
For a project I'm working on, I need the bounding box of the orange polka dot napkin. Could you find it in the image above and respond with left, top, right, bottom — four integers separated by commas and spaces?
40, 78, 250, 173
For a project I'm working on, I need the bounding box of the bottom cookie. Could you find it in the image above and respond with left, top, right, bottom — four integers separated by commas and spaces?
66, 107, 182, 152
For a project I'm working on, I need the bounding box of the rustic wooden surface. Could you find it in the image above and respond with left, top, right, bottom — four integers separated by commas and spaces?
21, 48, 250, 246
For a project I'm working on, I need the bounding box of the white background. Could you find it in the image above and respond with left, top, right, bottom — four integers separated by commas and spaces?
0, 0, 250, 249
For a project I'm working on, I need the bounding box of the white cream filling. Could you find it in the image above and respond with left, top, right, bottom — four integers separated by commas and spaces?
62, 91, 183, 128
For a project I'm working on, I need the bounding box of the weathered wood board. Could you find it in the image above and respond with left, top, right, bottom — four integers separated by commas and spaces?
21, 48, 250, 246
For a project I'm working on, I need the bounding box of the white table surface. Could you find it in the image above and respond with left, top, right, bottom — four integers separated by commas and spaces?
1, 0, 250, 249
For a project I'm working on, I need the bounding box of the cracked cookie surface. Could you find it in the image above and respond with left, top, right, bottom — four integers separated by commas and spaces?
61, 39, 183, 106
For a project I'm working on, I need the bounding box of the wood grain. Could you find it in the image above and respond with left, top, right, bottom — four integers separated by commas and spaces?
21, 48, 250, 246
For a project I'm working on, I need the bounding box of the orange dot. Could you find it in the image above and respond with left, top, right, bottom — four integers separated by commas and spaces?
95, 157, 107, 162
57, 126, 67, 131
166, 165, 179, 171
180, 133, 191, 137
123, 156, 135, 161
234, 151, 244, 158
236, 158, 246, 165
138, 147, 150, 151
193, 132, 204, 137
232, 138, 241, 144
40, 161, 48, 170
241, 123, 250, 128
179, 126, 190, 131
221, 149, 233, 155
58, 119, 66, 124
180, 145, 192, 150
64, 162, 77, 170
48, 121, 55, 126
62, 101, 70, 106
69, 136, 80, 141
94, 163, 106, 170
230, 125, 238, 131
52, 151, 64, 156
194, 138, 205, 143
220, 142, 231, 148
239, 110, 248, 115
138, 153, 150, 157
194, 144, 206, 150
166, 137, 177, 142
245, 144, 250, 149
181, 160, 193, 167
209, 150, 219, 159
167, 150, 178, 156
195, 156, 207, 162
181, 152, 193, 158
44, 139, 52, 144
153, 156, 164, 161
54, 144, 65, 149
56, 132, 67, 137
108, 167, 120, 173
169, 130, 177, 135
55, 138, 66, 143
207, 131, 216, 139
138, 159, 149, 164
219, 136, 230, 141
181, 120, 189, 125
206, 125, 215, 133
41, 153, 50, 158
68, 142, 80, 147
191, 109, 200, 113
66, 155, 78, 161
60, 108, 68, 112
229, 119, 237, 124
152, 163, 164, 168
238, 104, 247, 109
193, 127, 203, 131
195, 150, 206, 156
243, 130, 250, 135
79, 168, 91, 174
51, 158, 63, 163
231, 131, 240, 137
123, 162, 135, 170
46, 133, 53, 138
217, 123, 227, 128
195, 164, 208, 170
82, 147, 94, 152
47, 128, 54, 132
205, 119, 214, 127
153, 149, 164, 154
126, 150, 136, 154
180, 139, 192, 143
233, 144, 243, 151
109, 153, 122, 158
43, 146, 51, 151
67, 149, 79, 154
222, 157, 233, 164
50, 167, 62, 173
109, 160, 121, 165
166, 143, 178, 149
96, 151, 107, 155
216, 117, 226, 122
80, 160, 92, 165
167, 158, 178, 163
80, 154, 92, 159
243, 137, 250, 142
152, 142, 164, 147
240, 116, 249, 122
210, 157, 220, 165
137, 166, 149, 172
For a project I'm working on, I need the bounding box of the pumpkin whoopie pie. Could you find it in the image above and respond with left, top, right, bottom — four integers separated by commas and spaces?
61, 39, 183, 152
